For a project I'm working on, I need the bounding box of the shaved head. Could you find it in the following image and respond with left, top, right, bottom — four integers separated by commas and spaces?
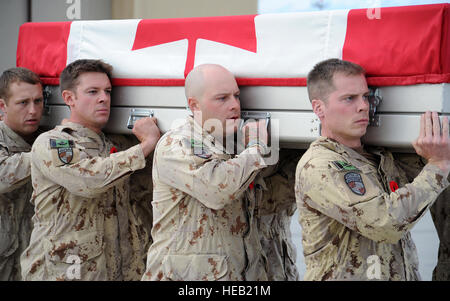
185, 64, 234, 101
184, 64, 240, 136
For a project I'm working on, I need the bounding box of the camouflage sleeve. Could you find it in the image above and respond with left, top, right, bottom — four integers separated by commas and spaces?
0, 144, 31, 193
297, 158, 449, 244
154, 136, 268, 210
259, 149, 302, 216
31, 136, 146, 198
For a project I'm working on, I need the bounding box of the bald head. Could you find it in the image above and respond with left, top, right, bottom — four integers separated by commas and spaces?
184, 64, 240, 135
185, 64, 235, 101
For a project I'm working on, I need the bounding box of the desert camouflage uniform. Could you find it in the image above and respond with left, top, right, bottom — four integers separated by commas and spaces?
0, 122, 36, 280
394, 153, 450, 281
295, 137, 449, 281
107, 134, 154, 266
258, 149, 303, 281
142, 116, 270, 281
21, 122, 148, 280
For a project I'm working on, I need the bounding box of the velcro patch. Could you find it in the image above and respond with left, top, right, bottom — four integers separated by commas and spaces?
57, 147, 73, 164
50, 139, 78, 166
50, 139, 74, 149
332, 160, 359, 172
191, 138, 212, 159
344, 172, 366, 195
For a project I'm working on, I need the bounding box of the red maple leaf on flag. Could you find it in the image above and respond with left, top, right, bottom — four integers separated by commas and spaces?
132, 15, 257, 77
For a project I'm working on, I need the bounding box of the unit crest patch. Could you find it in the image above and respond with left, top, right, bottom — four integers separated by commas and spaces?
344, 172, 366, 195
50, 139, 75, 164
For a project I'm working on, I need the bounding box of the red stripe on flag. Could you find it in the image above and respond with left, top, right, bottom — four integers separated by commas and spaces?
42, 74, 450, 87
111, 77, 307, 87
41, 77, 308, 87
343, 4, 450, 85
112, 78, 185, 86
366, 74, 450, 86
17, 22, 72, 78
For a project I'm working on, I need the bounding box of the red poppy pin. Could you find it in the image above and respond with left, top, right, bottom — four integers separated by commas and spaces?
389, 181, 399, 192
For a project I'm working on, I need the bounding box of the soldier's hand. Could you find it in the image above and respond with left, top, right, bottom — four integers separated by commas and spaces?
132, 117, 161, 157
412, 111, 450, 174
241, 119, 268, 150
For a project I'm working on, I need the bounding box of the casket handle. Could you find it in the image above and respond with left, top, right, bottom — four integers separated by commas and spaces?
127, 108, 154, 129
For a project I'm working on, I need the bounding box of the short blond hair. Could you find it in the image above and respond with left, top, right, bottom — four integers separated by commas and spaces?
0, 67, 42, 103
307, 59, 365, 102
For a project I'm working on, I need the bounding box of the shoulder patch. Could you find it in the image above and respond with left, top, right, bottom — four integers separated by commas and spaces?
57, 147, 74, 164
332, 160, 359, 172
344, 172, 366, 195
50, 139, 74, 149
50, 139, 75, 165
190, 138, 203, 149
190, 138, 212, 159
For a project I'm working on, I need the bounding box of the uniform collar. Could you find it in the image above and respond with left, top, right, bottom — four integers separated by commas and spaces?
0, 121, 32, 148
55, 121, 106, 145
312, 136, 348, 154
313, 136, 375, 166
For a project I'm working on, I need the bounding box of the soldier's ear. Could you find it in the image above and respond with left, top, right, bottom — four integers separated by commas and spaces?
188, 97, 200, 112
312, 99, 325, 120
0, 98, 7, 113
62, 90, 75, 108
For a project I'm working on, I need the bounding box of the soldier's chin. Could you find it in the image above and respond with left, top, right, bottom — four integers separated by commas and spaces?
22, 122, 39, 134
97, 119, 110, 129
22, 123, 39, 134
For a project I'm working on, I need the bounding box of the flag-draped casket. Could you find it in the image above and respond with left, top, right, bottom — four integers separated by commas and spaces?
16, 3, 450, 149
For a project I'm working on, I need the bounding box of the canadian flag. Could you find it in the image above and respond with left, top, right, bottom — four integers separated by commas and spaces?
16, 3, 450, 87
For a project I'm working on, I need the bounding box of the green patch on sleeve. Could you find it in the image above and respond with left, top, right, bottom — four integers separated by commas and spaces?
332, 160, 359, 171
50, 139, 74, 149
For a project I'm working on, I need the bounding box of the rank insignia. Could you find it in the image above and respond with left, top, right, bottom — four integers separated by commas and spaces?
344, 172, 366, 195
